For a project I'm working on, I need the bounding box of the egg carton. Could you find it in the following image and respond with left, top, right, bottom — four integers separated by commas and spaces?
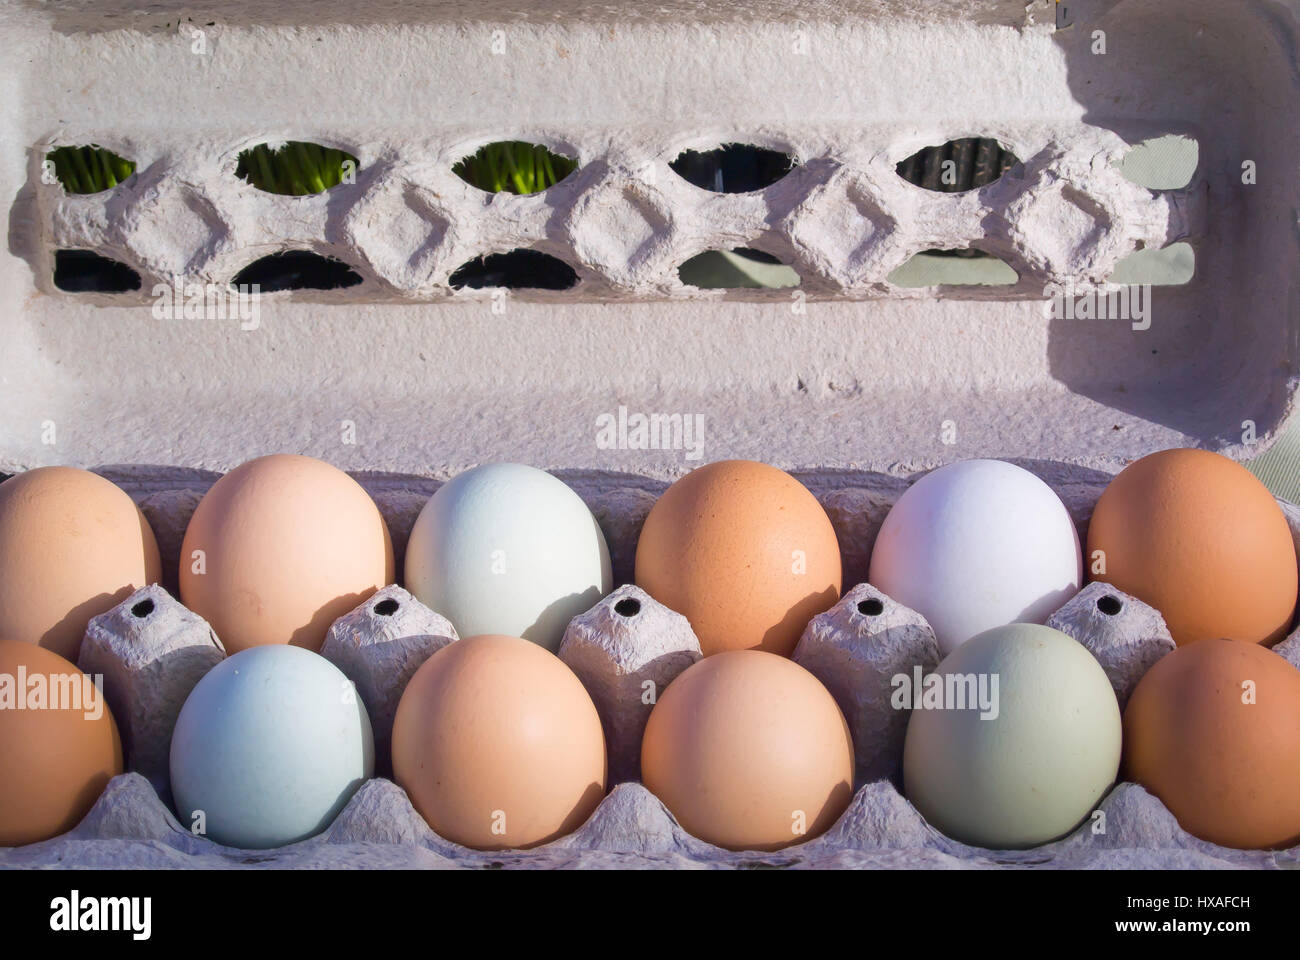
4, 463, 1300, 870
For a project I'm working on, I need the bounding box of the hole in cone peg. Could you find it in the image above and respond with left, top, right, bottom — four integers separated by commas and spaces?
792, 583, 941, 785
74, 584, 226, 807
857, 598, 884, 617
558, 585, 702, 784
1045, 581, 1174, 710
318, 585, 457, 778
614, 598, 641, 618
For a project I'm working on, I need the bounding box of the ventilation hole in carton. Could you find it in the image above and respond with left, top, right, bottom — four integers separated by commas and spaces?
53, 250, 142, 293
669, 144, 796, 193
1106, 242, 1195, 286
614, 597, 641, 618
1114, 135, 1198, 190
1097, 594, 1123, 616
453, 141, 578, 195
131, 598, 155, 618
373, 598, 400, 616
235, 141, 359, 196
449, 249, 579, 291
46, 145, 136, 195
857, 598, 885, 617
231, 251, 364, 292
887, 250, 1019, 287
677, 248, 801, 289
895, 138, 1021, 193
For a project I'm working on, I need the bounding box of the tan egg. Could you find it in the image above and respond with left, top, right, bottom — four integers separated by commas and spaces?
1087, 448, 1297, 646
1123, 638, 1300, 849
0, 467, 161, 661
641, 650, 854, 851
0, 641, 123, 845
179, 454, 394, 654
391, 634, 607, 850
635, 460, 841, 657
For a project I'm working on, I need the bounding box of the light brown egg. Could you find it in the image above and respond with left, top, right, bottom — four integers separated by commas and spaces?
179, 454, 393, 654
1088, 448, 1297, 646
1123, 638, 1300, 849
0, 641, 123, 845
635, 460, 841, 657
641, 650, 854, 851
0, 467, 160, 661
391, 634, 607, 850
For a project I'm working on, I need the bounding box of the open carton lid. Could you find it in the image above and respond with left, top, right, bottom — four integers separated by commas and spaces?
1, 0, 1297, 483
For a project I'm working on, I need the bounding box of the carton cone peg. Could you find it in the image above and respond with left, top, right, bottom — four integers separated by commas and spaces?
76, 584, 226, 805
558, 585, 702, 783
319, 585, 457, 775
793, 583, 941, 785
1045, 581, 1174, 709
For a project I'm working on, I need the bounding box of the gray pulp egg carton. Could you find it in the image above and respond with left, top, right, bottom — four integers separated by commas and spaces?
3, 0, 1300, 869
5, 465, 1300, 870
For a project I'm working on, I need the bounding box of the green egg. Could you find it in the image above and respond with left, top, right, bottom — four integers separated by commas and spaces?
902, 622, 1121, 850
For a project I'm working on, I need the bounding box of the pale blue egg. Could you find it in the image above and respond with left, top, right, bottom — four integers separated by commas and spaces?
404, 463, 612, 651
170, 644, 373, 849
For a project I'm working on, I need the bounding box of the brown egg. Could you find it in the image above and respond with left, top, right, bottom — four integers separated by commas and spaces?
0, 467, 161, 661
1088, 448, 1296, 646
635, 460, 841, 657
0, 641, 123, 845
1123, 638, 1300, 849
179, 454, 394, 654
641, 650, 853, 851
391, 634, 607, 850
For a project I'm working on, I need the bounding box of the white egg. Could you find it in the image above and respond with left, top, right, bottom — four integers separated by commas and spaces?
169, 645, 373, 849
404, 463, 612, 651
868, 459, 1081, 655
902, 623, 1121, 849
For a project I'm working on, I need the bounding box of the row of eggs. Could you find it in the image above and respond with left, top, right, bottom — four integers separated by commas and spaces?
0, 449, 1297, 854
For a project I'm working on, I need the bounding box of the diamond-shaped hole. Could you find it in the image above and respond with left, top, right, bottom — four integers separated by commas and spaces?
53, 250, 142, 293
449, 249, 579, 290
669, 144, 796, 194
453, 141, 578, 195
895, 138, 1020, 193
235, 141, 359, 196
46, 145, 136, 195
231, 251, 364, 292
678, 248, 801, 289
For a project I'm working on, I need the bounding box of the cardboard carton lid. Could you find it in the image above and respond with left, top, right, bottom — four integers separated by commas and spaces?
1, 0, 1296, 481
